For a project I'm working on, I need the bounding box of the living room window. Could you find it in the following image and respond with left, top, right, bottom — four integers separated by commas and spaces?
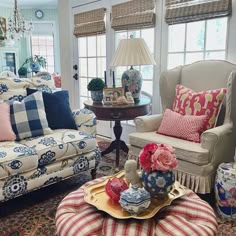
167, 17, 228, 69
31, 35, 55, 73
78, 34, 106, 108
30, 22, 55, 73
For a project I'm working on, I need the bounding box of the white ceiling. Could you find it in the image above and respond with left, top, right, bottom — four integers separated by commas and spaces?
0, 0, 58, 8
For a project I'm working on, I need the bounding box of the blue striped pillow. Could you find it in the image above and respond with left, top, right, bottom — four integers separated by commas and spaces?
10, 91, 52, 140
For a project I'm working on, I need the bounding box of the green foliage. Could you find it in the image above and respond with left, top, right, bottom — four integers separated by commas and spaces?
18, 66, 27, 76
22, 55, 47, 68
87, 78, 105, 91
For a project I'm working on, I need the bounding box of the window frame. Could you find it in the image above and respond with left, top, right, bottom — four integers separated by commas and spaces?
167, 17, 229, 69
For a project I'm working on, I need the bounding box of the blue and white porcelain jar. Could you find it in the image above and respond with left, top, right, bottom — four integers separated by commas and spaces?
141, 169, 175, 199
119, 185, 151, 215
215, 162, 236, 220
90, 90, 103, 103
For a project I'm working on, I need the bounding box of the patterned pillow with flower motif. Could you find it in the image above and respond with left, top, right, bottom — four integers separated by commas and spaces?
172, 85, 226, 131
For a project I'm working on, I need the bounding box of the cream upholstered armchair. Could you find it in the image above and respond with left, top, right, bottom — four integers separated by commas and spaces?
129, 60, 236, 194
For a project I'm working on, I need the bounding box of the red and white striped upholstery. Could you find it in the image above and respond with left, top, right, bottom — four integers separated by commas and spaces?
55, 177, 218, 236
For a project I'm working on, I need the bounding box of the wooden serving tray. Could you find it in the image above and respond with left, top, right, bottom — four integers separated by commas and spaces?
84, 171, 186, 219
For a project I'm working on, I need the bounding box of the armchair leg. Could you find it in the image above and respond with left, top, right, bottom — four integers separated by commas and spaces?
91, 168, 96, 180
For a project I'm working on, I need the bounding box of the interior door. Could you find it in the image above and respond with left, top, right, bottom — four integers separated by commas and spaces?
72, 0, 112, 138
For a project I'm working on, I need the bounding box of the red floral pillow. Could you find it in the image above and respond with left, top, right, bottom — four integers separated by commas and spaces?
172, 85, 226, 131
157, 109, 207, 143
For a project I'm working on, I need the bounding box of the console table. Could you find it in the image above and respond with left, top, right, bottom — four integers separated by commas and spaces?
84, 98, 151, 170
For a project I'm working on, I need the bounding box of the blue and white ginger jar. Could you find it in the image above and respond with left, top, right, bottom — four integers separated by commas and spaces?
119, 185, 151, 215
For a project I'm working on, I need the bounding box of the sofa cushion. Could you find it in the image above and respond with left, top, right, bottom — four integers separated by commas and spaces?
10, 91, 52, 140
157, 109, 207, 143
0, 103, 16, 141
27, 88, 77, 130
172, 85, 226, 131
0, 142, 38, 179
129, 131, 209, 166
19, 129, 97, 167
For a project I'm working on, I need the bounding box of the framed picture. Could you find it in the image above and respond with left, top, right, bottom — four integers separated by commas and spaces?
104, 87, 124, 104
0, 17, 6, 40
103, 95, 112, 105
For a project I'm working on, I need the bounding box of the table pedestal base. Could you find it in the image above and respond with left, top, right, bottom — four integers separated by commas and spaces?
101, 121, 129, 171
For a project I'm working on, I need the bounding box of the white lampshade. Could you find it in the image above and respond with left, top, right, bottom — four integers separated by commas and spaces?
110, 38, 156, 66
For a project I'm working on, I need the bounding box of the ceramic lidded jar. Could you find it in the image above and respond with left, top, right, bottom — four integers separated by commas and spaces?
119, 185, 151, 215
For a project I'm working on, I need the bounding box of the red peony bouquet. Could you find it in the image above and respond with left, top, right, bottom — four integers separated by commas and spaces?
139, 143, 178, 173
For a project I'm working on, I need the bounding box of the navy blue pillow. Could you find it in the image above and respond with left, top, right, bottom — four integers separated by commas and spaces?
27, 88, 77, 130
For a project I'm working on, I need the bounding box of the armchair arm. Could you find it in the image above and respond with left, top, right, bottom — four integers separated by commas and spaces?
72, 108, 96, 136
134, 114, 163, 132
201, 123, 235, 167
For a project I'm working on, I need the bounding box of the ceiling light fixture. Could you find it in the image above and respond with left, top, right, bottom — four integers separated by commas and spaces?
8, 0, 33, 40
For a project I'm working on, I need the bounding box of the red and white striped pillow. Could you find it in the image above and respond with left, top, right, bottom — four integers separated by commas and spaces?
157, 109, 207, 143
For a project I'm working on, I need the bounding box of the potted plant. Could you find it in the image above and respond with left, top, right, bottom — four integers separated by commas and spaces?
87, 78, 105, 103
22, 55, 47, 72
18, 66, 28, 78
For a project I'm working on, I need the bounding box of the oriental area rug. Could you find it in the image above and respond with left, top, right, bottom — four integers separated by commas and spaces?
0, 141, 235, 236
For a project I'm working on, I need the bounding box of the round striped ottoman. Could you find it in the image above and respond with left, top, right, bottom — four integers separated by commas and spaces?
55, 177, 218, 236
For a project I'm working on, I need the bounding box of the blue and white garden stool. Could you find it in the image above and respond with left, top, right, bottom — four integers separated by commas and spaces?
215, 162, 236, 221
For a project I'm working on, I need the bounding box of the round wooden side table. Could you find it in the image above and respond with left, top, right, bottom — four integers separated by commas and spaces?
84, 98, 151, 170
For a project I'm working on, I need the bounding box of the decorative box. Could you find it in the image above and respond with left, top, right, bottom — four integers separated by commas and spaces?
119, 185, 151, 215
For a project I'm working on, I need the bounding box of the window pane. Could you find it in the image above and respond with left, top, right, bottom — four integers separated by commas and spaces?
206, 18, 227, 50
88, 58, 97, 77
79, 58, 87, 77
142, 80, 153, 96
168, 53, 184, 69
186, 21, 205, 51
116, 66, 127, 80
141, 65, 153, 80
205, 51, 225, 60
141, 28, 155, 54
31, 35, 55, 73
88, 36, 96, 57
78, 37, 87, 57
80, 97, 88, 109
186, 52, 203, 64
168, 24, 185, 52
97, 57, 106, 78
128, 30, 140, 39
97, 35, 106, 57
80, 78, 89, 96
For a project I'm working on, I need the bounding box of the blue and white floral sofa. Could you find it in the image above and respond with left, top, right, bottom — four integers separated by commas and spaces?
0, 75, 100, 202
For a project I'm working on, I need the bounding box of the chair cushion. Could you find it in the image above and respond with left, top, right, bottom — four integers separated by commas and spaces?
0, 142, 38, 179
172, 85, 226, 131
129, 131, 209, 165
0, 103, 16, 141
19, 129, 97, 167
157, 109, 207, 143
27, 88, 77, 130
10, 91, 52, 140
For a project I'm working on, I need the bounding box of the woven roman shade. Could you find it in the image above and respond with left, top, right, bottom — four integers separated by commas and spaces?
74, 8, 106, 37
165, 0, 232, 25
111, 0, 155, 30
